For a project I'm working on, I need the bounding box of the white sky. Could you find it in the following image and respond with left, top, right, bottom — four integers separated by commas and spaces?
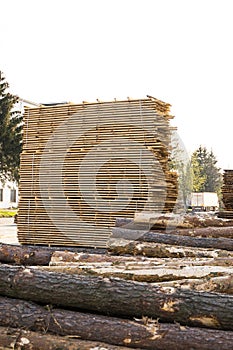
1, 0, 233, 170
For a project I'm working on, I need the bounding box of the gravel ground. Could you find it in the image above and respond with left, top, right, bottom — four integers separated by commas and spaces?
0, 217, 18, 244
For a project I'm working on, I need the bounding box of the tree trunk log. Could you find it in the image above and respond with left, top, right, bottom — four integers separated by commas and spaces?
0, 243, 52, 265
40, 262, 233, 284
50, 250, 233, 267
141, 231, 233, 250
49, 251, 233, 289
155, 275, 233, 294
166, 226, 233, 239
0, 265, 233, 330
108, 239, 233, 258
0, 296, 158, 349
112, 227, 233, 251
115, 216, 233, 230
0, 243, 106, 265
0, 297, 233, 350
0, 326, 128, 350
1, 241, 233, 265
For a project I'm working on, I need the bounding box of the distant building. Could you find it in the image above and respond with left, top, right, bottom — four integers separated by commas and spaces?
14, 98, 41, 115
0, 180, 18, 209
0, 98, 40, 208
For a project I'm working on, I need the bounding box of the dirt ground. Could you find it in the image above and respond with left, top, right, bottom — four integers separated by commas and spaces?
0, 217, 18, 244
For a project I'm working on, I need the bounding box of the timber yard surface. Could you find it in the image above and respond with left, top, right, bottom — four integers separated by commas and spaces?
0, 218, 18, 244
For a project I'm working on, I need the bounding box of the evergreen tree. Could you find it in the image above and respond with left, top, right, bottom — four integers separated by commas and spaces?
191, 150, 206, 192
169, 131, 192, 208
191, 146, 222, 193
0, 71, 22, 182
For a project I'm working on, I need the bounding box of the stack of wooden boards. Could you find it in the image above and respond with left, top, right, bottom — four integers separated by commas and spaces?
0, 214, 233, 349
18, 97, 178, 247
219, 170, 233, 218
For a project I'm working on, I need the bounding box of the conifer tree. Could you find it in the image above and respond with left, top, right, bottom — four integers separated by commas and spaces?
191, 146, 222, 193
0, 71, 22, 182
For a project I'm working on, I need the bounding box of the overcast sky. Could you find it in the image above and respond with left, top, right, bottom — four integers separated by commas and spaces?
1, 0, 232, 169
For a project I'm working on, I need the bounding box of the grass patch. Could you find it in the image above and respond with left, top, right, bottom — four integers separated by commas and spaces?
0, 209, 17, 218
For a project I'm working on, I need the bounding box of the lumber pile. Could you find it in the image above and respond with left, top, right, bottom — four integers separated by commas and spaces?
17, 97, 178, 247
219, 170, 233, 218
0, 233, 233, 349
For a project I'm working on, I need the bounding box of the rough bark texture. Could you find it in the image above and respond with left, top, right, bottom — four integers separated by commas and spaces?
0, 265, 233, 330
166, 226, 233, 239
40, 262, 233, 284
50, 251, 233, 267
0, 296, 155, 349
0, 243, 52, 265
115, 216, 233, 229
155, 275, 233, 294
0, 297, 233, 350
108, 239, 233, 258
0, 243, 106, 265
0, 326, 129, 350
112, 227, 233, 251
49, 251, 233, 288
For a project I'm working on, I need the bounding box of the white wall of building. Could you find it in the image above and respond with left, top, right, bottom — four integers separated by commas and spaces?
0, 180, 18, 209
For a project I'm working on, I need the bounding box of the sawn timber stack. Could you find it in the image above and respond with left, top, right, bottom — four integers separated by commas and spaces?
219, 169, 233, 218
18, 97, 178, 247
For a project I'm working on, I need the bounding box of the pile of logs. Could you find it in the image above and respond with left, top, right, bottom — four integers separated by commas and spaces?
18, 96, 178, 248
0, 215, 233, 349
219, 170, 233, 218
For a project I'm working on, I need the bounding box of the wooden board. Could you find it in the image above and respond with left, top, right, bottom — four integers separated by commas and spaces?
18, 97, 178, 247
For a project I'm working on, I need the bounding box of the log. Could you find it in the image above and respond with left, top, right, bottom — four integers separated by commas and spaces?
155, 275, 233, 294
50, 250, 138, 264
0, 296, 157, 349
0, 265, 233, 330
0, 243, 52, 265
115, 216, 233, 229
0, 297, 233, 350
112, 227, 233, 251
167, 226, 233, 239
0, 243, 106, 265
49, 251, 233, 288
108, 239, 233, 258
40, 262, 233, 284
51, 250, 233, 267
0, 326, 128, 350
2, 239, 233, 269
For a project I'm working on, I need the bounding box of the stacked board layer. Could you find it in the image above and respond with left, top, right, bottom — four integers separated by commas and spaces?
18, 97, 178, 247
219, 170, 233, 218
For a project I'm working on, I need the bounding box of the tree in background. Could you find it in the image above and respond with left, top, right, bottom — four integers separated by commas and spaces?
0, 71, 22, 183
191, 146, 222, 194
169, 131, 193, 208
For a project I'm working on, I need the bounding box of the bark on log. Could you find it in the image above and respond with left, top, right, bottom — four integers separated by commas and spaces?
51, 250, 134, 264
2, 239, 233, 269
167, 226, 233, 239
112, 227, 233, 251
0, 297, 233, 350
0, 326, 128, 350
0, 265, 233, 330
51, 250, 233, 268
49, 251, 233, 288
115, 216, 233, 229
0, 296, 157, 349
0, 243, 52, 265
155, 275, 233, 294
108, 239, 233, 258
141, 232, 233, 251
0, 243, 106, 265
40, 262, 233, 284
